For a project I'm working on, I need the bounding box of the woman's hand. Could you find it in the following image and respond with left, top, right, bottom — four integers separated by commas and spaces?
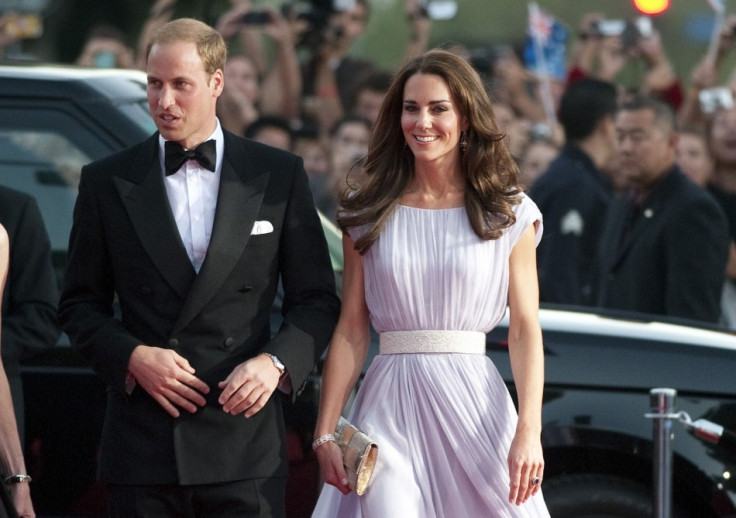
9, 482, 35, 518
507, 429, 544, 506
315, 440, 352, 495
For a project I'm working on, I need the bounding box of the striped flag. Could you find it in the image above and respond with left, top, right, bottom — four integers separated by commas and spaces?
525, 2, 568, 80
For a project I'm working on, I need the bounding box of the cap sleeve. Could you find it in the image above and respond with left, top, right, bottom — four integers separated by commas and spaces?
508, 193, 543, 248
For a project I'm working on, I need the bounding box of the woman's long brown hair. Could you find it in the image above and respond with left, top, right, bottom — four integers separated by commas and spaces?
338, 49, 522, 254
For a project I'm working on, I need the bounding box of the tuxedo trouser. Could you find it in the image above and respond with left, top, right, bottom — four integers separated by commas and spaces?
107, 478, 286, 518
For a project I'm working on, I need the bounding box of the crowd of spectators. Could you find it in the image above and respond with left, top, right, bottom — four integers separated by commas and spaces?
4, 1, 736, 328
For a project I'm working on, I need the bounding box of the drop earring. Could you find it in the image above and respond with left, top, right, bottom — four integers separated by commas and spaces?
460, 131, 468, 152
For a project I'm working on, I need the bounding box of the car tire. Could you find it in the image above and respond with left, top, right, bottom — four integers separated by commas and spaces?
543, 474, 652, 518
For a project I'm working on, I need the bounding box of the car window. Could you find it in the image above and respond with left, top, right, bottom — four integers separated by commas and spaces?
0, 104, 129, 285
0, 128, 85, 253
117, 99, 158, 135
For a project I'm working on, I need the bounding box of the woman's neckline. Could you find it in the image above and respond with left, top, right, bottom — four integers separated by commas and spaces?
397, 204, 465, 211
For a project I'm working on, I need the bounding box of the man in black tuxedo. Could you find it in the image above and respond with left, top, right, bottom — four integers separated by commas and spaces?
595, 96, 729, 323
0, 185, 60, 440
58, 18, 340, 517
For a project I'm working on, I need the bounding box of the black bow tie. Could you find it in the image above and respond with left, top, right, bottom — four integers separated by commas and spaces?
164, 140, 216, 176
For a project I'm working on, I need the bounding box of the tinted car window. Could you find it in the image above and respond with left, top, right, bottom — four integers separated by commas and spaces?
0, 97, 153, 285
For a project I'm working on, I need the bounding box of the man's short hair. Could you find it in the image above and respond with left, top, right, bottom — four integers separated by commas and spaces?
558, 78, 618, 142
618, 95, 678, 134
146, 18, 226, 77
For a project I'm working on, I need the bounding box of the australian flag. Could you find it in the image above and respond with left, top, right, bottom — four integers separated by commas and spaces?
524, 2, 568, 81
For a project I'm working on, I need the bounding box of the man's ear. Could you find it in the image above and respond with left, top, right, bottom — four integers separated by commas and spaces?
211, 69, 225, 98
596, 115, 615, 138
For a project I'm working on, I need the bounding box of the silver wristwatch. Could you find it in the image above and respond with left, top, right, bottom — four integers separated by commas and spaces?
263, 353, 286, 377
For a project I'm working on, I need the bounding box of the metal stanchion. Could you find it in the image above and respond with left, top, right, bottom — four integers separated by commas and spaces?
645, 389, 734, 517
649, 388, 676, 518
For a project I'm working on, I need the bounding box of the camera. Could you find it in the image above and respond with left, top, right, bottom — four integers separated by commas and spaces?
590, 16, 651, 43
281, 0, 351, 49
590, 19, 626, 37
621, 17, 652, 48
242, 11, 271, 25
699, 87, 735, 115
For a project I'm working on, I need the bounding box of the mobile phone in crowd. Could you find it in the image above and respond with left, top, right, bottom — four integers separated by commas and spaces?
242, 11, 271, 25
94, 51, 116, 68
699, 87, 735, 114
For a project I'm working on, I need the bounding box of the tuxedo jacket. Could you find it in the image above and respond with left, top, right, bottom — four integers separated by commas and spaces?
0, 185, 60, 435
58, 131, 340, 485
595, 166, 728, 324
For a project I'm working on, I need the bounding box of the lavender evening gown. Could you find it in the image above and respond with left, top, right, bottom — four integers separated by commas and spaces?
311, 194, 550, 517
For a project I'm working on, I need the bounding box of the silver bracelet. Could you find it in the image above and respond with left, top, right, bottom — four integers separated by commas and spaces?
4, 473, 32, 485
311, 433, 335, 451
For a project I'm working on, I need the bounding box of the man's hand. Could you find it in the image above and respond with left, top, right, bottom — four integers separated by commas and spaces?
218, 354, 281, 418
128, 345, 209, 417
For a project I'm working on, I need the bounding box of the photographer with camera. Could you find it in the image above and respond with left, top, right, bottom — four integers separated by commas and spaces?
299, 0, 373, 136
677, 14, 736, 129
215, 1, 302, 133
568, 12, 682, 111
76, 24, 136, 69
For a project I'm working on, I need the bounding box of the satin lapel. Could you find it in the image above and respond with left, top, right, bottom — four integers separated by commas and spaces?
113, 145, 195, 300
174, 139, 269, 334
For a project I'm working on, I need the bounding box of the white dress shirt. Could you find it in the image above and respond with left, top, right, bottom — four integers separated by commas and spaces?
159, 121, 224, 273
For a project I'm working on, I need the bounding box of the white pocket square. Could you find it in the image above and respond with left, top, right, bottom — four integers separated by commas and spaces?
251, 220, 274, 235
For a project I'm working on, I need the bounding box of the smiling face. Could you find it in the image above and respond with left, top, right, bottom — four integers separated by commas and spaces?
401, 73, 467, 168
147, 40, 224, 148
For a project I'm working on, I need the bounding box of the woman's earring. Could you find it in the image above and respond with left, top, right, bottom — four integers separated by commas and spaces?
460, 131, 468, 152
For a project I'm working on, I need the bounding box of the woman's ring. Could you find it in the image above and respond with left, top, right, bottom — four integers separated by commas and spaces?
530, 476, 540, 485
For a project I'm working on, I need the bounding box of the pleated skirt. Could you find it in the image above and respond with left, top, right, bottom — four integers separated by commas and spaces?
311, 351, 550, 518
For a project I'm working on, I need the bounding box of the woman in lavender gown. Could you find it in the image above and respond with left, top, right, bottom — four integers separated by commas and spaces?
311, 49, 549, 517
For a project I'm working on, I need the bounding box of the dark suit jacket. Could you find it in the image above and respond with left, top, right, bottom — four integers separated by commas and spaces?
58, 131, 340, 485
531, 143, 614, 306
595, 166, 729, 323
0, 185, 60, 437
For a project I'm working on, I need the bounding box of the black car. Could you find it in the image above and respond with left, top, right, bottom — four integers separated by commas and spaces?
2, 64, 736, 517
488, 307, 736, 517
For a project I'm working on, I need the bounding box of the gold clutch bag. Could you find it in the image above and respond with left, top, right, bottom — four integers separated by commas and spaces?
333, 417, 378, 495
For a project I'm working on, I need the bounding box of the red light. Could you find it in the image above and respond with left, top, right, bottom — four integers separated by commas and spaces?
633, 0, 670, 15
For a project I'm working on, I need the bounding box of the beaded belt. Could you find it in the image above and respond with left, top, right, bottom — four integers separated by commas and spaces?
379, 330, 486, 355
